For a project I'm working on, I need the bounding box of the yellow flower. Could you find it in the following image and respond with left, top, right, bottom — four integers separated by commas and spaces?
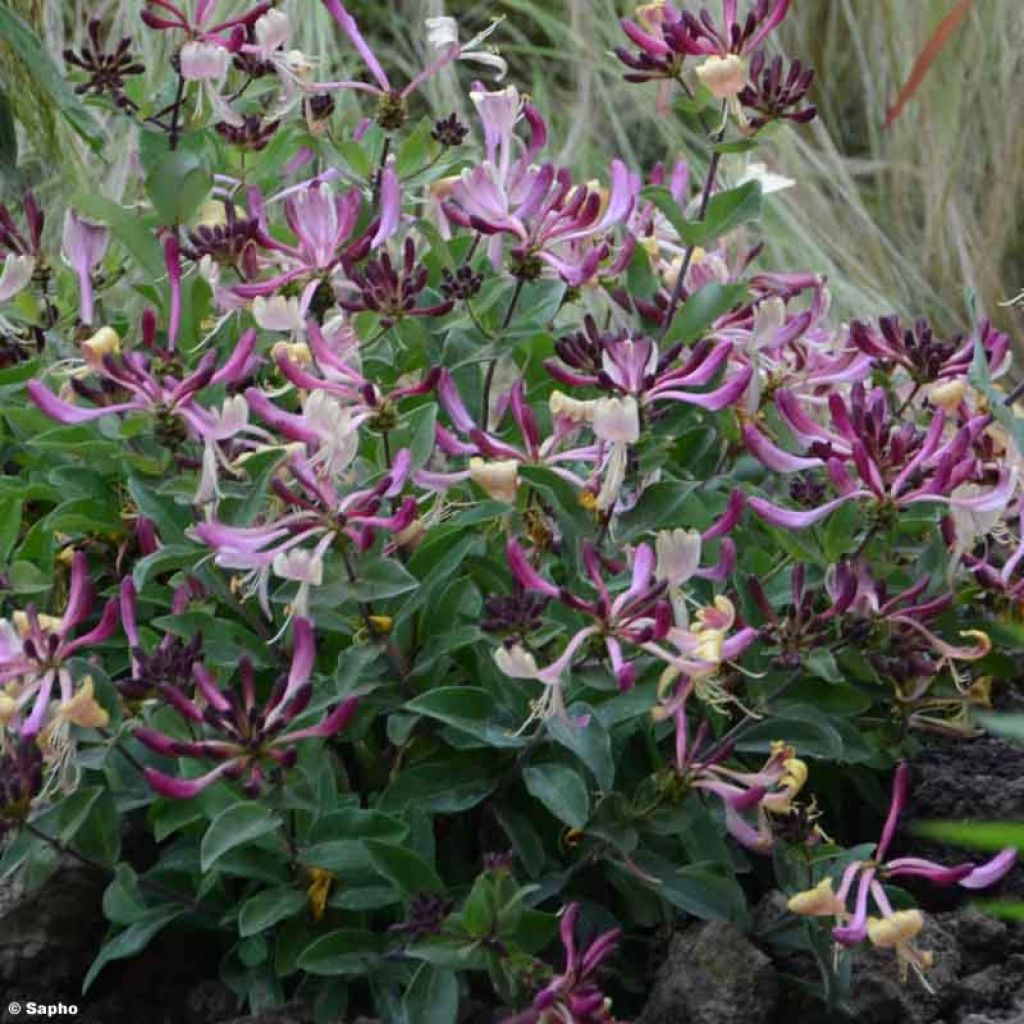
13, 611, 63, 637
57, 677, 109, 729
307, 867, 335, 921
787, 877, 844, 917
469, 457, 519, 504
867, 909, 924, 949
928, 378, 965, 413
368, 615, 393, 635
0, 692, 17, 726
81, 326, 121, 363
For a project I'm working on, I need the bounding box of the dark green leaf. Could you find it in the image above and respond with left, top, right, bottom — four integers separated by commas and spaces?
402, 964, 459, 1024
239, 888, 307, 937
523, 763, 590, 829
364, 838, 444, 896
200, 802, 283, 872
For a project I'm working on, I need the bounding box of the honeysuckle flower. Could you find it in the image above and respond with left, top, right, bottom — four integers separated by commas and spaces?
61, 210, 109, 325
668, 694, 809, 851
745, 383, 1014, 530
0, 552, 118, 739
0, 253, 34, 304
253, 294, 305, 332
546, 317, 753, 415
593, 395, 640, 511
617, 1, 793, 82
135, 618, 360, 798
509, 903, 621, 1024
787, 762, 1016, 981
499, 537, 732, 694
179, 39, 230, 80
140, 0, 272, 41
415, 371, 599, 498
696, 53, 747, 97
319, 1, 505, 127
739, 53, 817, 130
28, 328, 263, 500
192, 449, 415, 617
0, 191, 45, 268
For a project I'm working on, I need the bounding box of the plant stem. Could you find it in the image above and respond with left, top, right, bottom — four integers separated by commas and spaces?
659, 148, 722, 342
168, 72, 186, 151
480, 277, 526, 425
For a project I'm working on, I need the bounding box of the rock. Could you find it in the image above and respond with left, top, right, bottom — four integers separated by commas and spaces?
639, 920, 778, 1024
184, 979, 239, 1024
848, 913, 960, 1024
956, 954, 1024, 1016
0, 856, 106, 990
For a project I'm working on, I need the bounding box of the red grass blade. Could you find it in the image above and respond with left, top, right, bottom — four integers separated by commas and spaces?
884, 0, 975, 128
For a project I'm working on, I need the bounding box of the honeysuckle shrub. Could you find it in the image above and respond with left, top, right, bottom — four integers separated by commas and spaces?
0, 1, 1021, 1020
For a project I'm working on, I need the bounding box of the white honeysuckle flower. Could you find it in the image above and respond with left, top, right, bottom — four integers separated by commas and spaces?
0, 253, 35, 303
737, 161, 796, 195
593, 396, 640, 444
253, 295, 305, 332
179, 41, 230, 81
493, 644, 541, 680
303, 390, 362, 477
469, 457, 519, 503
254, 8, 291, 54
654, 529, 702, 586
549, 390, 597, 424
273, 547, 325, 586
427, 16, 508, 80
696, 54, 748, 98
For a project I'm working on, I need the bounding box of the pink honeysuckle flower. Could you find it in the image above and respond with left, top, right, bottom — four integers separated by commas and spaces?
0, 190, 44, 306
319, 2, 505, 118
745, 382, 1015, 530
546, 316, 752, 415
27, 327, 264, 502
0, 552, 118, 739
61, 210, 109, 325
498, 538, 730, 696
665, 691, 809, 852
230, 180, 372, 313
820, 561, 992, 689
140, 0, 272, 42
135, 617, 360, 798
616, 1, 792, 83
191, 449, 415, 617
414, 370, 599, 500
506, 903, 621, 1024
787, 761, 1016, 981
948, 506, 1024, 604
437, 83, 636, 286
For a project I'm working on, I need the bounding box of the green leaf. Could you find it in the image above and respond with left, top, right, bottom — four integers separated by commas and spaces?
0, 6, 104, 152
139, 131, 213, 225
519, 464, 592, 542
405, 687, 525, 749
630, 852, 749, 926
523, 762, 590, 829
665, 283, 749, 345
239, 888, 307, 937
0, 88, 17, 179
83, 906, 184, 992
547, 707, 615, 790
381, 752, 502, 814
402, 964, 459, 1024
682, 181, 763, 246
132, 543, 200, 591
970, 332, 1024, 454
736, 707, 844, 760
364, 838, 444, 896
615, 481, 699, 542
805, 648, 843, 684
200, 802, 283, 873
316, 556, 419, 605
102, 866, 149, 926
297, 929, 383, 976
974, 712, 1024, 743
